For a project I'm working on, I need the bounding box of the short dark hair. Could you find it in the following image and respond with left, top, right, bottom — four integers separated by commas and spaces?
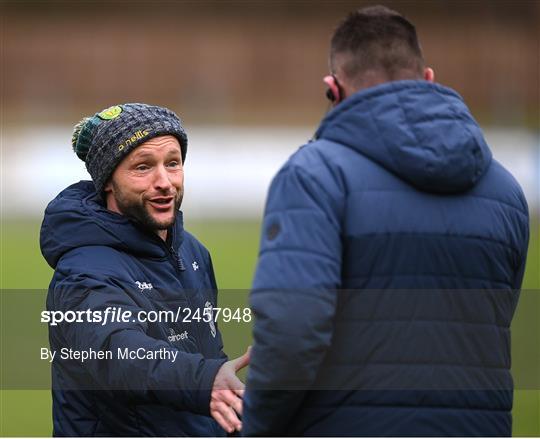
330, 5, 424, 84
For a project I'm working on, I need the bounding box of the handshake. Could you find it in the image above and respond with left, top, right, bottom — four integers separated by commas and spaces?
210, 347, 251, 433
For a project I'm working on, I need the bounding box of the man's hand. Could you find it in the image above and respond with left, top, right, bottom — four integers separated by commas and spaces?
210, 347, 250, 433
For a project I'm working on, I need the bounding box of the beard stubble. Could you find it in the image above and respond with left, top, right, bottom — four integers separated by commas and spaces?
112, 181, 183, 232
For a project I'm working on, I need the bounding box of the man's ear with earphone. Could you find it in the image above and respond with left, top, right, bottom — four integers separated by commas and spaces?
323, 75, 342, 104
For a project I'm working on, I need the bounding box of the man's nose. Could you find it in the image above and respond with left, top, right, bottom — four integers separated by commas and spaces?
153, 165, 173, 191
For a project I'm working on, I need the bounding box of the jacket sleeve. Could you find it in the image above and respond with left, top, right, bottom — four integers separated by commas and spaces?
50, 270, 226, 416
243, 161, 344, 436
511, 198, 530, 316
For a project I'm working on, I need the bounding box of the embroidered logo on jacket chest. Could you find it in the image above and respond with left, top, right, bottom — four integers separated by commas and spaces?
135, 281, 153, 292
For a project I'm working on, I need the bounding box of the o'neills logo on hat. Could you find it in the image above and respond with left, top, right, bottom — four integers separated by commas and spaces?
118, 129, 151, 151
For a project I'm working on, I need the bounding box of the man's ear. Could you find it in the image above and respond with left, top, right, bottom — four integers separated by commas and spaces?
323, 75, 341, 104
103, 181, 112, 194
102, 179, 121, 213
424, 67, 435, 83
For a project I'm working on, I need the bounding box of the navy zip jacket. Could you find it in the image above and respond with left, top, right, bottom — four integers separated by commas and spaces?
41, 181, 227, 437
243, 81, 529, 436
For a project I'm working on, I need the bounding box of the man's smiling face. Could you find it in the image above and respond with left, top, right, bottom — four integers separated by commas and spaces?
104, 135, 184, 238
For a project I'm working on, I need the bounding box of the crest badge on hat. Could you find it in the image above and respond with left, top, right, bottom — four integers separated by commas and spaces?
98, 105, 123, 120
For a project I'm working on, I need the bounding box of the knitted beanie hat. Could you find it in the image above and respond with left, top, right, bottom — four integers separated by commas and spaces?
71, 103, 188, 193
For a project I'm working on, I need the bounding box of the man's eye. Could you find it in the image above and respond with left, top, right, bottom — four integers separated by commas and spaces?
135, 164, 150, 171
167, 161, 180, 168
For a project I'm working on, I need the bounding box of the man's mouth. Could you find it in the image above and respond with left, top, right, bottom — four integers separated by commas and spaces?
148, 196, 174, 211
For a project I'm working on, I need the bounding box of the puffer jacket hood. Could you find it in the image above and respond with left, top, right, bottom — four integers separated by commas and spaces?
315, 80, 492, 193
40, 180, 183, 268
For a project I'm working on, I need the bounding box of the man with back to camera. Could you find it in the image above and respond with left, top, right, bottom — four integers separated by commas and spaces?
40, 103, 248, 436
243, 6, 529, 437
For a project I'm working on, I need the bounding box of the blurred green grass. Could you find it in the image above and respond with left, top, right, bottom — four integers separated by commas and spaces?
0, 218, 538, 436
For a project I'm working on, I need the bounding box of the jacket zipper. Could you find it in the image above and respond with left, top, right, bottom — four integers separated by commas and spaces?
165, 227, 205, 354
169, 245, 186, 273
164, 226, 185, 274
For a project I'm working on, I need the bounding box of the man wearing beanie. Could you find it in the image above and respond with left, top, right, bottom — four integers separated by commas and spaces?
40, 103, 248, 436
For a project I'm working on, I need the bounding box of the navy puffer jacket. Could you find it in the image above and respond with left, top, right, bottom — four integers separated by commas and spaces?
41, 181, 227, 437
243, 81, 529, 437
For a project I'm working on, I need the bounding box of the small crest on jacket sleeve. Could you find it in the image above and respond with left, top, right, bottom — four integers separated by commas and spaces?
266, 222, 281, 241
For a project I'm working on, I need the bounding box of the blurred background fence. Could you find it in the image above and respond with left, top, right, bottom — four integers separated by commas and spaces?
1, 0, 538, 219
1, 0, 538, 436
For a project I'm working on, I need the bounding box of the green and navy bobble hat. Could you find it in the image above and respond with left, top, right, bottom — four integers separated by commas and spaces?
71, 103, 188, 193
